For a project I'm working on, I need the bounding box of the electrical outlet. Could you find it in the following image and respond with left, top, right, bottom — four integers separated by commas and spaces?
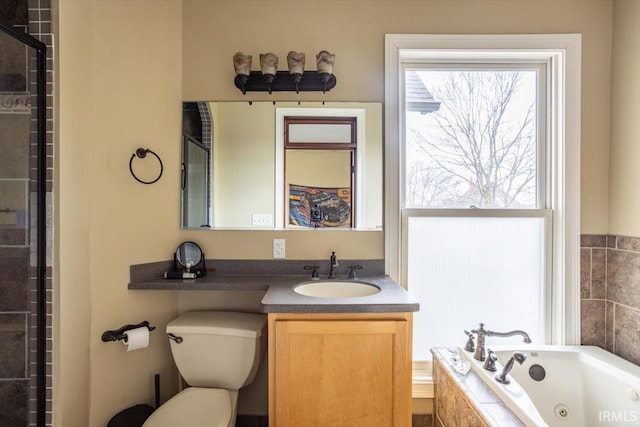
273, 239, 285, 258
252, 214, 273, 227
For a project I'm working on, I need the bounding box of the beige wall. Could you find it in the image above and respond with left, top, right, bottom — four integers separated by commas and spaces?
56, 0, 620, 425
213, 102, 276, 227
609, 0, 640, 236
57, 1, 183, 426
183, 0, 612, 234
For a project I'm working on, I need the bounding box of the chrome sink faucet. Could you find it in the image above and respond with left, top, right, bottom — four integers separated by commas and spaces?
470, 323, 532, 361
328, 251, 339, 278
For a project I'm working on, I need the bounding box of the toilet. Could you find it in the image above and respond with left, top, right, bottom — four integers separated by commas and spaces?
143, 311, 267, 427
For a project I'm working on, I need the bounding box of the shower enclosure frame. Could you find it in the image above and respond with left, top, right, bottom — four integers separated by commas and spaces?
0, 21, 48, 426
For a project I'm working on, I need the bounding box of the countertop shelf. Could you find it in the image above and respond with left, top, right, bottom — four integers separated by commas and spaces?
128, 260, 419, 314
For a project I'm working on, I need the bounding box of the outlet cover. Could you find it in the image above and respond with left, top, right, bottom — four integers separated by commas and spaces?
273, 239, 285, 258
252, 214, 273, 227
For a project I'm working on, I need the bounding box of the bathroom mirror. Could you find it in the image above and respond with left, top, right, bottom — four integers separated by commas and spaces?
181, 101, 383, 230
173, 241, 206, 278
175, 241, 204, 268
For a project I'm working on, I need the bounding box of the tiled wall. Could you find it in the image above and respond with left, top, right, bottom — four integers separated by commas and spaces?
581, 234, 640, 366
27, 1, 55, 425
0, 1, 54, 426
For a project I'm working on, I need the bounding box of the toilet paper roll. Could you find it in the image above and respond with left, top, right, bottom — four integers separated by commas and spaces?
122, 326, 149, 352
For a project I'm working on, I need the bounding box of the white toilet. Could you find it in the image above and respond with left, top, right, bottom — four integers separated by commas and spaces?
143, 311, 267, 427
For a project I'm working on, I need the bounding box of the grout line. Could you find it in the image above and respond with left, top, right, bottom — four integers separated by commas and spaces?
604, 243, 608, 302
604, 299, 608, 349
583, 298, 640, 312
604, 243, 609, 352
589, 247, 593, 299
607, 300, 640, 312
612, 302, 616, 353
607, 247, 640, 255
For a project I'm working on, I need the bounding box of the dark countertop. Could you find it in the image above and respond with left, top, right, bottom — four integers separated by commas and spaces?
128, 260, 419, 314
260, 275, 419, 313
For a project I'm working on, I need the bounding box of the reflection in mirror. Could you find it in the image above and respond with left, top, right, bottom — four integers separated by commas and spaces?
181, 101, 383, 230
171, 241, 206, 278
182, 135, 210, 227
284, 116, 356, 228
287, 150, 353, 227
175, 241, 203, 267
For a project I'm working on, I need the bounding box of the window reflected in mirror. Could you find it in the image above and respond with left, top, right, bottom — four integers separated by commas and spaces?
285, 117, 356, 228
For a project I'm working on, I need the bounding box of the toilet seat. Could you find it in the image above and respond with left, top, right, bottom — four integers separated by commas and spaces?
142, 387, 233, 427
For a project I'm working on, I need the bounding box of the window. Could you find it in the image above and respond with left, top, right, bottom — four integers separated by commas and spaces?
284, 116, 356, 228
405, 65, 551, 360
384, 35, 582, 372
405, 67, 543, 210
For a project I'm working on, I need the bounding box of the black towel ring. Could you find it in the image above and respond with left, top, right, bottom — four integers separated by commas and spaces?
129, 147, 163, 184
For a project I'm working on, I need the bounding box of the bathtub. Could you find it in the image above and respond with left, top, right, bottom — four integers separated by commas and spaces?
457, 345, 640, 427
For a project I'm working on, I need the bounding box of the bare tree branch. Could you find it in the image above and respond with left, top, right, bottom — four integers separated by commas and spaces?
406, 71, 537, 208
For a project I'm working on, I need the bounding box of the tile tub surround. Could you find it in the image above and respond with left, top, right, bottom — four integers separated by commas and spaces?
128, 259, 419, 314
431, 348, 524, 427
581, 234, 640, 366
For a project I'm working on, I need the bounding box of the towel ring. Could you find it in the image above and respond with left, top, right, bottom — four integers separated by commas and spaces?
129, 147, 163, 184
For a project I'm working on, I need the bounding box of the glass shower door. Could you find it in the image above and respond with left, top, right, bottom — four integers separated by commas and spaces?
182, 135, 211, 228
0, 23, 47, 427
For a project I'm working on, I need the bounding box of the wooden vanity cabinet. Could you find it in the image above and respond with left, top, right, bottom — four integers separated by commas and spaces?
268, 312, 413, 427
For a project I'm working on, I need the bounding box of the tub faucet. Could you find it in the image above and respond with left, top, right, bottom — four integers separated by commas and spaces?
495, 351, 527, 384
470, 323, 532, 361
328, 251, 339, 278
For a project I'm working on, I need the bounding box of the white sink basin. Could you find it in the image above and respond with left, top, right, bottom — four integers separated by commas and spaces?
293, 281, 381, 298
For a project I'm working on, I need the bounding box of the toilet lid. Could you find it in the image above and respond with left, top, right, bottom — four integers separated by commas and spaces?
142, 388, 231, 427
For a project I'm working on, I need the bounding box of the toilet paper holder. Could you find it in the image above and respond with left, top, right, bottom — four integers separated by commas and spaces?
101, 321, 156, 343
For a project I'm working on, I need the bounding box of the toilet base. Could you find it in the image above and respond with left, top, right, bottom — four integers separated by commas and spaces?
142, 388, 238, 427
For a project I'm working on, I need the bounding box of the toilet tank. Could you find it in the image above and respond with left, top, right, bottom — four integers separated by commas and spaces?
166, 311, 267, 390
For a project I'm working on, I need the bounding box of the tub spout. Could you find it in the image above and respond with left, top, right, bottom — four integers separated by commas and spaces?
470, 323, 532, 361
495, 351, 527, 384
489, 329, 532, 343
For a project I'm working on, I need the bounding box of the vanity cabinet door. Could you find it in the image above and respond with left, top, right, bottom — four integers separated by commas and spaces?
268, 313, 412, 427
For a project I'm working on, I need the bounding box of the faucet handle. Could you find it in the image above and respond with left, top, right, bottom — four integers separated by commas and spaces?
483, 349, 497, 372
463, 330, 475, 352
303, 265, 320, 279
348, 265, 364, 279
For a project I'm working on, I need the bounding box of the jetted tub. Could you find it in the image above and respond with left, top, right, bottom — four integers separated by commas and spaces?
458, 345, 640, 427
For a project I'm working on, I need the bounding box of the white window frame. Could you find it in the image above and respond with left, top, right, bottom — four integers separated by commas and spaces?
385, 34, 582, 391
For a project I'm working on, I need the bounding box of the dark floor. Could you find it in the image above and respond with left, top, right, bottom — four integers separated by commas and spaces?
235, 414, 433, 426
235, 415, 268, 427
